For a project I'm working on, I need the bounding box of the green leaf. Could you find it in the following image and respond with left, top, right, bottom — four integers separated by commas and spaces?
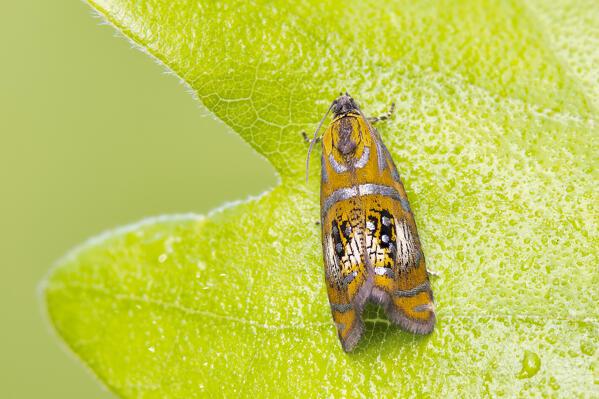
43, 0, 599, 397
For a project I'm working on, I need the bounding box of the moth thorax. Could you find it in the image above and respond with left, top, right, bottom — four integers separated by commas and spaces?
335, 117, 360, 155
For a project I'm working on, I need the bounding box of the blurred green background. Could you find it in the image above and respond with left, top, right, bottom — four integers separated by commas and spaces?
1, 2, 275, 397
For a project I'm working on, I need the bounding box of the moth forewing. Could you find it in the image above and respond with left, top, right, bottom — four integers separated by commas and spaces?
314, 94, 435, 352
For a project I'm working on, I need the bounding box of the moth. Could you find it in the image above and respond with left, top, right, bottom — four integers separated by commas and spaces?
305, 93, 435, 352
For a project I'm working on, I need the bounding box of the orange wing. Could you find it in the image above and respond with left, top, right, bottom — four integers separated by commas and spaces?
366, 135, 435, 334
320, 115, 374, 352
321, 193, 373, 352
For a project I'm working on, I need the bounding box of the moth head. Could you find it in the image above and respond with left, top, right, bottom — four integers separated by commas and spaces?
332, 92, 360, 116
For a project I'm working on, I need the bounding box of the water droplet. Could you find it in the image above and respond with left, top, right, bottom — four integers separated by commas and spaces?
148, 346, 155, 353
522, 255, 535, 271
517, 350, 541, 379
581, 340, 596, 356
568, 349, 579, 358
548, 376, 560, 391
158, 253, 167, 263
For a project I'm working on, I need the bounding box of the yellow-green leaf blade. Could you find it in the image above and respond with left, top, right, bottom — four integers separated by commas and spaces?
44, 0, 599, 397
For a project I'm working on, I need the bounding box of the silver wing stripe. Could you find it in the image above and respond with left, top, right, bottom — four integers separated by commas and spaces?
354, 146, 370, 169
393, 281, 431, 298
375, 138, 387, 172
413, 303, 435, 312
322, 184, 407, 219
320, 154, 328, 184
343, 271, 358, 286
331, 302, 353, 313
374, 266, 396, 280
382, 144, 403, 183
400, 197, 411, 213
328, 153, 348, 173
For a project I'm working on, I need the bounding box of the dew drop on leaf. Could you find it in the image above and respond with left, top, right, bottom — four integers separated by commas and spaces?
517, 350, 541, 379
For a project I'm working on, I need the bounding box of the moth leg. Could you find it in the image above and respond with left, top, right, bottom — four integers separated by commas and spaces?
367, 102, 395, 125
302, 131, 322, 145
427, 269, 440, 278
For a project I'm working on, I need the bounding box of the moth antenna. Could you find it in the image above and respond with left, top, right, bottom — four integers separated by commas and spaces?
306, 100, 337, 182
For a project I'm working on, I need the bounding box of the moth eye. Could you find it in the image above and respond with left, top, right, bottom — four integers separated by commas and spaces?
335, 243, 343, 254
381, 234, 390, 243
382, 216, 391, 226
332, 225, 339, 234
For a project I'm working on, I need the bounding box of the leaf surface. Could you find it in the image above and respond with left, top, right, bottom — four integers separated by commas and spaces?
44, 0, 599, 397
